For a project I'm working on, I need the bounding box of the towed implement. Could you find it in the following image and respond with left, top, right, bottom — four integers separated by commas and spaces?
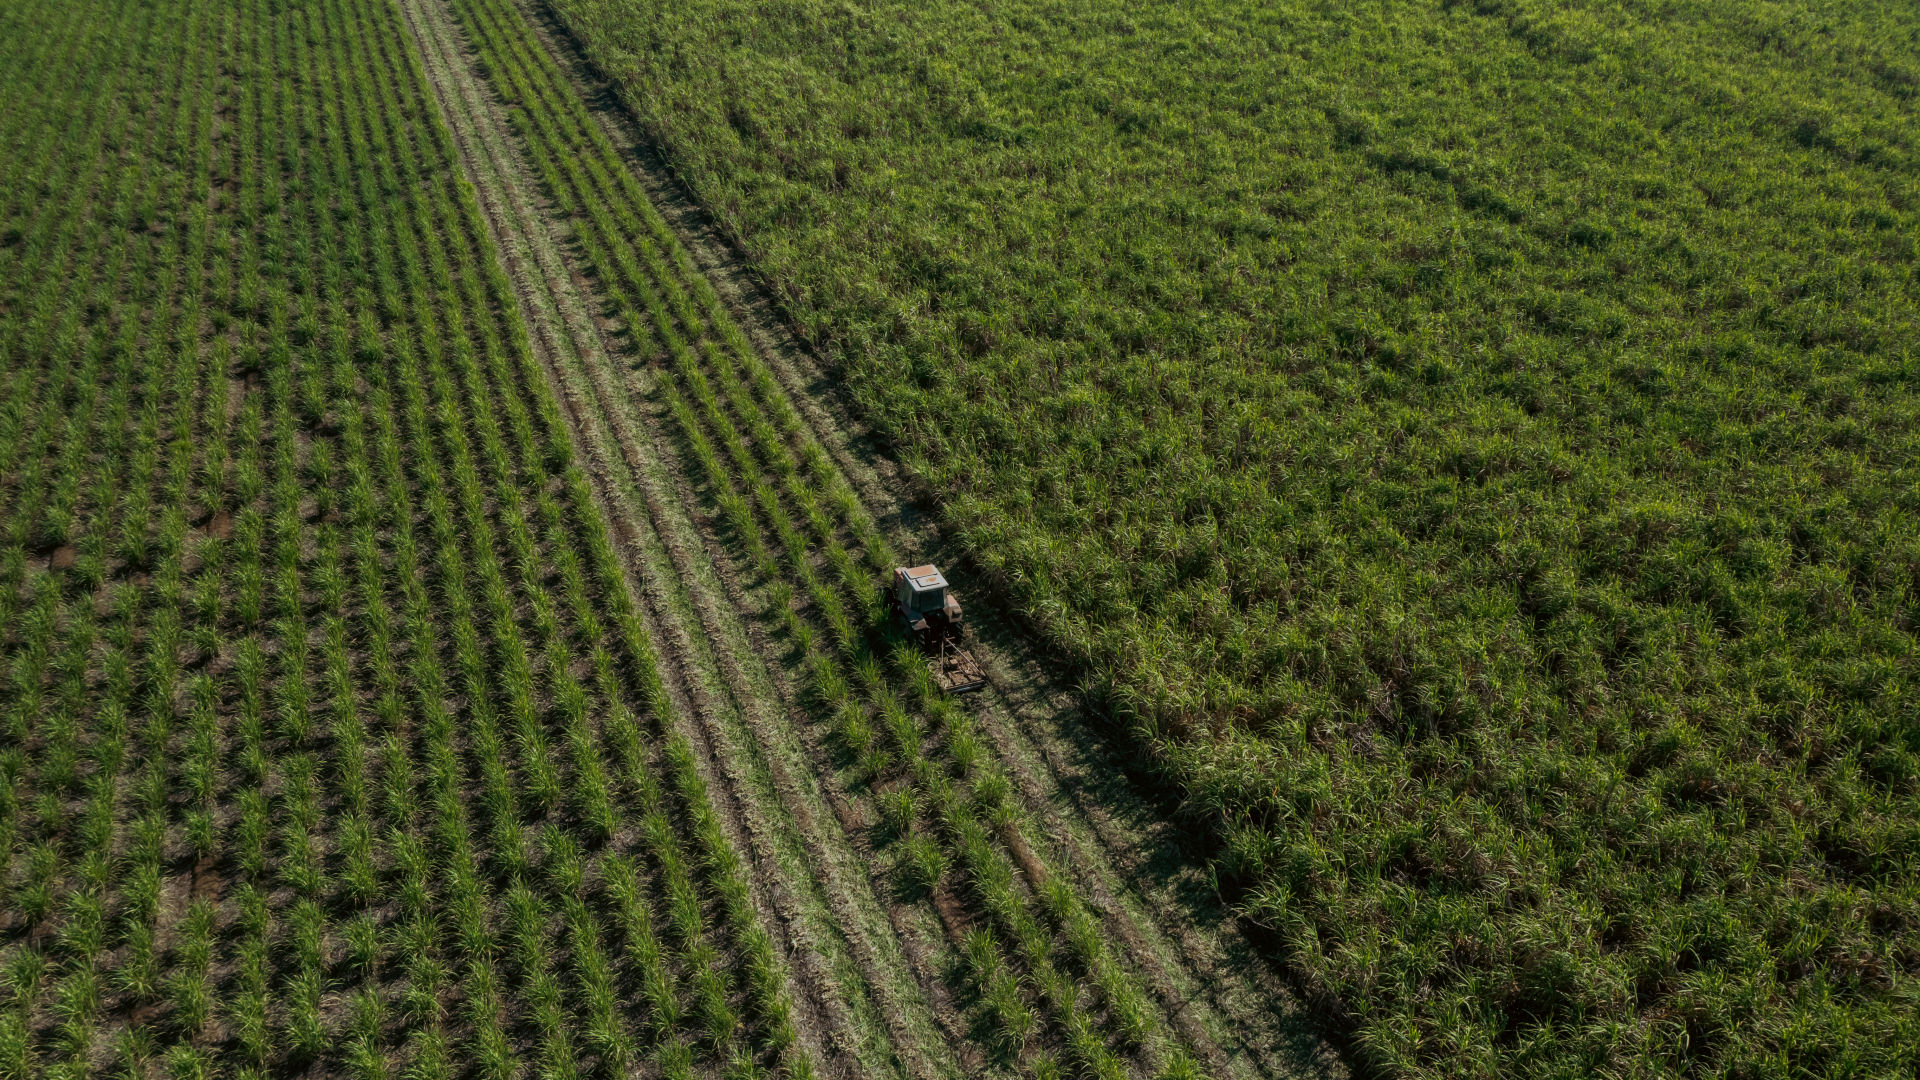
886, 564, 986, 693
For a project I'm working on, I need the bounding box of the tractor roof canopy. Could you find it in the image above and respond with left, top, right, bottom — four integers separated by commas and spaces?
896, 565, 948, 611
900, 565, 947, 592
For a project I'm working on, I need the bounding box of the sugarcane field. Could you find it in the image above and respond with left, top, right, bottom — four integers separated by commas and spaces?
0, 0, 1914, 1078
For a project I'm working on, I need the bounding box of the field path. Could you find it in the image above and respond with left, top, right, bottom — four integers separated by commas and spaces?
395, 0, 1344, 1075
391, 0, 980, 1075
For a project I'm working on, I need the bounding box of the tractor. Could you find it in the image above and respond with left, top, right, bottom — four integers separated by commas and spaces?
886, 564, 986, 693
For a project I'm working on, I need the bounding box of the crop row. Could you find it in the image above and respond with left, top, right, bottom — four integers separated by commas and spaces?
0, 0, 809, 1076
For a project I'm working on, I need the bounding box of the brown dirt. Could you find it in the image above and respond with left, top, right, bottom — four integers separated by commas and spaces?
930, 884, 972, 941
999, 823, 1047, 889
190, 853, 223, 903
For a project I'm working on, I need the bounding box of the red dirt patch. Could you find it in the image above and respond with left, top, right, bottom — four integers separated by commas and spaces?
1001, 822, 1047, 888
930, 882, 971, 941
191, 854, 224, 903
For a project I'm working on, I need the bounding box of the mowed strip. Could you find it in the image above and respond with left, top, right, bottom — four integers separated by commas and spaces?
389, 0, 957, 1074
0, 0, 811, 1077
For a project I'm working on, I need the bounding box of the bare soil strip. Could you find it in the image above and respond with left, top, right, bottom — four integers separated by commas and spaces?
393, 0, 981, 1077
404, 0, 1343, 1074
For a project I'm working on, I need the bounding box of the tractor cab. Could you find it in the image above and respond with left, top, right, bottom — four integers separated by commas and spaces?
893, 564, 962, 632
886, 563, 984, 692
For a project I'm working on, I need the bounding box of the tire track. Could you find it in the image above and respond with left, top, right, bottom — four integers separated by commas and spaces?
391, 0, 974, 1077
612, 359, 996, 1079
390, 0, 854, 1070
